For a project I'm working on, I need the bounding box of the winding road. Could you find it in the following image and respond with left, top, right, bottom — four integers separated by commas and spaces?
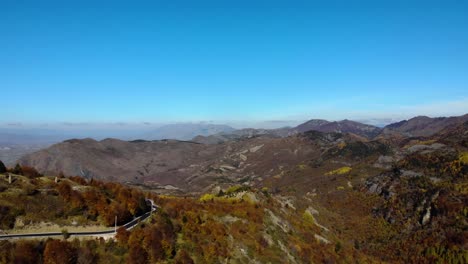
0, 199, 158, 240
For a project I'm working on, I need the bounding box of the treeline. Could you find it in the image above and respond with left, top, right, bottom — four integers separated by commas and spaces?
0, 160, 42, 178
0, 212, 191, 264
0, 163, 150, 228
56, 177, 150, 226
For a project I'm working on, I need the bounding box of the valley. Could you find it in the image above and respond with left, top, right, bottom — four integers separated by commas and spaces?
0, 115, 466, 263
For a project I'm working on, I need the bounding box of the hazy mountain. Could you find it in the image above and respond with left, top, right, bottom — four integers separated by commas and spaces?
142, 123, 236, 140
294, 119, 382, 138
193, 118, 382, 144
18, 138, 216, 188
19, 134, 326, 191
192, 127, 294, 144
382, 114, 468, 137
293, 119, 331, 132
20, 127, 383, 191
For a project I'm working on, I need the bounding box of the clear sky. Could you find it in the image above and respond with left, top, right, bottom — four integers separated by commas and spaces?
1, 0, 467, 127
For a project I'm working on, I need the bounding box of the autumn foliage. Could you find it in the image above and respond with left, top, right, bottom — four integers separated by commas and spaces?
54, 177, 149, 226
43, 240, 76, 264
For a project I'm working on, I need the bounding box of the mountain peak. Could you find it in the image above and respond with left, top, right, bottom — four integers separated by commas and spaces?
295, 118, 380, 138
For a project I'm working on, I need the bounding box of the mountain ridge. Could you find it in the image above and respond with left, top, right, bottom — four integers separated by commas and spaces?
16, 114, 467, 192
4, 114, 468, 263
382, 114, 468, 137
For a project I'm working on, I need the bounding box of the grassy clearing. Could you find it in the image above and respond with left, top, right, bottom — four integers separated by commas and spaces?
8, 223, 110, 234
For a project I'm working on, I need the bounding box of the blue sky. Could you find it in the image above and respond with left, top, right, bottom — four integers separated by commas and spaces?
1, 0, 467, 128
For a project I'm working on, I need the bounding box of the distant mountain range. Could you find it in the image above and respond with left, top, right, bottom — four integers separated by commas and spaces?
141, 123, 236, 141
294, 119, 381, 138
192, 127, 294, 144
191, 119, 385, 144
382, 114, 468, 137
15, 114, 468, 191
193, 114, 468, 144
2, 113, 466, 168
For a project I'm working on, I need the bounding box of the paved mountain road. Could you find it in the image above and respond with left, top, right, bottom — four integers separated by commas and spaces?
0, 199, 157, 240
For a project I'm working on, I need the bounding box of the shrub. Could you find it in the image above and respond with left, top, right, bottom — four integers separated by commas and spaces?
61, 229, 70, 240
13, 240, 41, 264
325, 167, 352, 176
43, 239, 76, 264
199, 194, 215, 202
12, 164, 22, 175
0, 160, 6, 174
21, 166, 42, 178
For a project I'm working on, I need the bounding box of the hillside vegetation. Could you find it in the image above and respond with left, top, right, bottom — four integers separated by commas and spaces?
0, 118, 467, 263
0, 163, 466, 263
0, 167, 149, 231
